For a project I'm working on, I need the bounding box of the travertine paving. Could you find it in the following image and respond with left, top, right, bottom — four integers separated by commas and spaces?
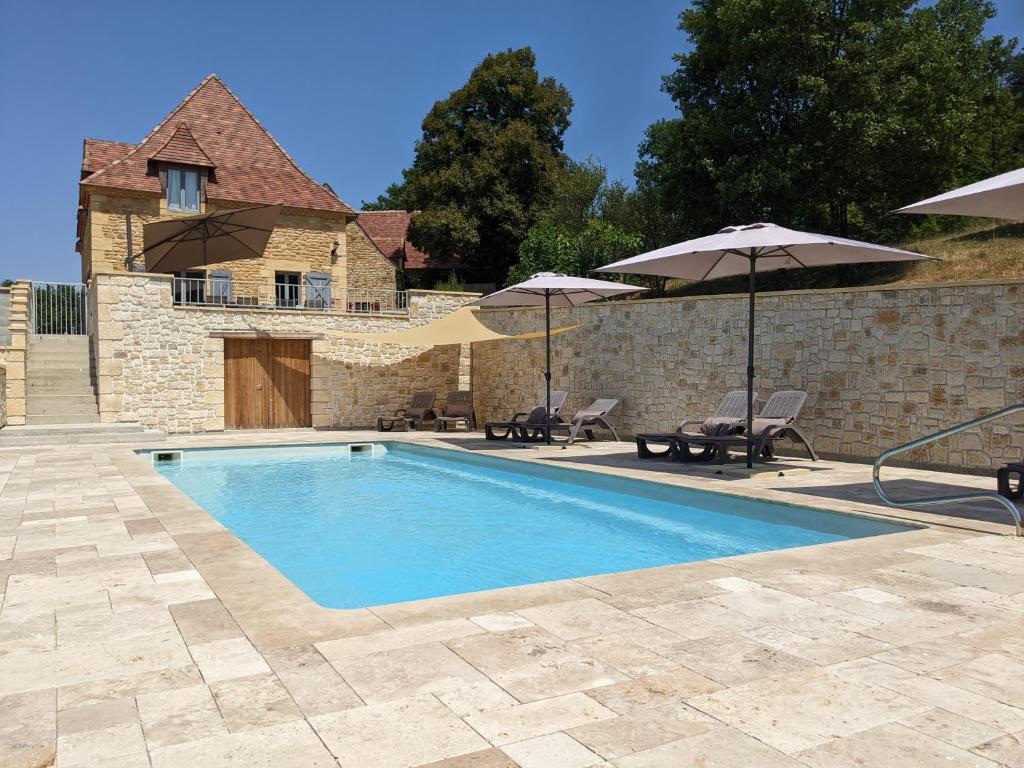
1, 430, 1022, 767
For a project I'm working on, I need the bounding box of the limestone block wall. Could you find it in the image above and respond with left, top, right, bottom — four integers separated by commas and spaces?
471, 279, 1024, 472
346, 221, 398, 291
0, 282, 30, 426
90, 272, 476, 433
81, 192, 371, 298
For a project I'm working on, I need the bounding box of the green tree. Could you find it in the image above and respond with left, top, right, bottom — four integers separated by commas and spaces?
637, 0, 1022, 243
399, 48, 574, 284
360, 182, 408, 211
506, 159, 644, 285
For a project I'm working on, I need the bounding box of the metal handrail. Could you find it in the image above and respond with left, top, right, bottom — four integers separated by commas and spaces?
872, 403, 1024, 536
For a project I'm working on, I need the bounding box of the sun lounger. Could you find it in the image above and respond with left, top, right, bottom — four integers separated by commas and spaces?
667, 390, 817, 464
635, 390, 753, 461
743, 390, 817, 460
376, 390, 436, 432
484, 391, 567, 440
517, 398, 620, 445
434, 391, 477, 432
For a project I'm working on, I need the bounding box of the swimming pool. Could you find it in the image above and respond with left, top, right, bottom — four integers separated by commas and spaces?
146, 442, 912, 608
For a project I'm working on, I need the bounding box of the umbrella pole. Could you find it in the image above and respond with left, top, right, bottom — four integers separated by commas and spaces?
746, 255, 756, 468
545, 290, 552, 445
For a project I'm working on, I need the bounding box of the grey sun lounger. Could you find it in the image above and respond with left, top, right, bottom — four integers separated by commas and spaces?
376, 390, 437, 432
484, 391, 567, 440
516, 398, 620, 445
434, 391, 477, 432
635, 390, 754, 461
671, 389, 818, 463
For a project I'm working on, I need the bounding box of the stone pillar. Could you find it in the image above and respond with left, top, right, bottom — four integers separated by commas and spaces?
2, 280, 30, 426
92, 273, 126, 423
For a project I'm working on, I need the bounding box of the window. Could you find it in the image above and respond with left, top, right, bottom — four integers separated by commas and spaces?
167, 166, 201, 211
275, 272, 301, 308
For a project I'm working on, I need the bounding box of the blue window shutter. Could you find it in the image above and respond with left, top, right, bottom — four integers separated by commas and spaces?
305, 272, 331, 310
210, 270, 232, 304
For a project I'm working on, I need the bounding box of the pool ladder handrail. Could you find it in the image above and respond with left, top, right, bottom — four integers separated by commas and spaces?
872, 403, 1024, 537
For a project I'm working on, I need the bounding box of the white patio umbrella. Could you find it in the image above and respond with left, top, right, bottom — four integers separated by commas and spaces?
475, 273, 646, 444
597, 223, 932, 467
895, 167, 1024, 221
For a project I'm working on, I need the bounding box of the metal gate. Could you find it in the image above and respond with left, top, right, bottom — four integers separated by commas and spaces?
31, 282, 88, 335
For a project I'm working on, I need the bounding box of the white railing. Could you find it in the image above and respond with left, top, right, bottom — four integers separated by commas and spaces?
31, 282, 89, 335
171, 278, 409, 316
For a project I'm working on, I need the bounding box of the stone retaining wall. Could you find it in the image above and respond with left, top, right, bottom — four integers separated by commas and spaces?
91, 273, 475, 433
471, 279, 1024, 472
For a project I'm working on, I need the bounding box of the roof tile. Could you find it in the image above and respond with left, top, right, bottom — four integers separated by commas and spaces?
357, 210, 455, 270
80, 75, 353, 215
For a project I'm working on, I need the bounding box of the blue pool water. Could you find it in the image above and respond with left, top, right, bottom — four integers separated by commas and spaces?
146, 443, 911, 608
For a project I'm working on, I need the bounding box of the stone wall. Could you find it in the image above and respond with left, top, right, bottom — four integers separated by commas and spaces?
471, 279, 1024, 472
79, 192, 399, 299
346, 221, 398, 291
0, 365, 6, 429
91, 272, 476, 433
0, 282, 29, 426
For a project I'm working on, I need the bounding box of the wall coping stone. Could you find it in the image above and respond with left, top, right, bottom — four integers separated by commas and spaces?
477, 276, 1024, 313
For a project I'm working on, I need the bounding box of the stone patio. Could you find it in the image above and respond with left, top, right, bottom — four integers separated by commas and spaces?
1, 430, 1022, 767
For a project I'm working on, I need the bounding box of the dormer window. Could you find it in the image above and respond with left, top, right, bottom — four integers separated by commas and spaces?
167, 166, 201, 211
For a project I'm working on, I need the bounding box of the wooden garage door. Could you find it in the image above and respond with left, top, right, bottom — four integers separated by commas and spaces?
224, 339, 311, 429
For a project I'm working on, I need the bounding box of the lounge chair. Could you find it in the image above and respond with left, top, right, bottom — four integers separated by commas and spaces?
484, 391, 567, 440
744, 390, 818, 461
635, 390, 754, 461
516, 398, 620, 445
434, 391, 477, 432
376, 390, 436, 432
667, 390, 818, 464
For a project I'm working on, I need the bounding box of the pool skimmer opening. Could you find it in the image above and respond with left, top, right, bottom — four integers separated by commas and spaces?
151, 450, 183, 466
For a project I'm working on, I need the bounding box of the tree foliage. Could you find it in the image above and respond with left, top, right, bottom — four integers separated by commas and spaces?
506, 159, 643, 285
397, 48, 573, 284
637, 0, 1022, 243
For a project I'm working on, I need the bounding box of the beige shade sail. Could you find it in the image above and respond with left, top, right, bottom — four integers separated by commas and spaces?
143, 205, 281, 273
326, 307, 580, 346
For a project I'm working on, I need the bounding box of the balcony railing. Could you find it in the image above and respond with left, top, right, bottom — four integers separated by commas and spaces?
171, 278, 409, 316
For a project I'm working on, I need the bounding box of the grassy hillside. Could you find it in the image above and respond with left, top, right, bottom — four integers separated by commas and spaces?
658, 221, 1024, 298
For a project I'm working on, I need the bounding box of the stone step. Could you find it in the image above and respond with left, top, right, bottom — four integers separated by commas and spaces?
27, 395, 100, 407
27, 336, 91, 347
27, 384, 96, 396
24, 413, 101, 425
27, 403, 100, 415
0, 423, 163, 447
27, 354, 94, 364
27, 372, 95, 385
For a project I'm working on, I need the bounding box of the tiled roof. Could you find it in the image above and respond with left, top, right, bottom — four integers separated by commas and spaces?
81, 139, 134, 175
357, 210, 457, 270
80, 75, 354, 215
148, 122, 215, 167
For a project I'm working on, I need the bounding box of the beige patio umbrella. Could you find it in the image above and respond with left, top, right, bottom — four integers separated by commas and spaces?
895, 168, 1024, 221
598, 223, 933, 467
142, 205, 282, 273
474, 272, 646, 444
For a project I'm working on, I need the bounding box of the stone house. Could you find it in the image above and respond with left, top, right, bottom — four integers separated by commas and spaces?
356, 210, 461, 289
0, 75, 476, 434
76, 74, 399, 308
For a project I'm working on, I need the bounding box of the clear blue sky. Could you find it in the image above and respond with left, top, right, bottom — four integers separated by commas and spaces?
0, 0, 1020, 282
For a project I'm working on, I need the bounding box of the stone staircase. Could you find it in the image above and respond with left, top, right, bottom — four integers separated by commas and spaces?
26, 335, 101, 425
